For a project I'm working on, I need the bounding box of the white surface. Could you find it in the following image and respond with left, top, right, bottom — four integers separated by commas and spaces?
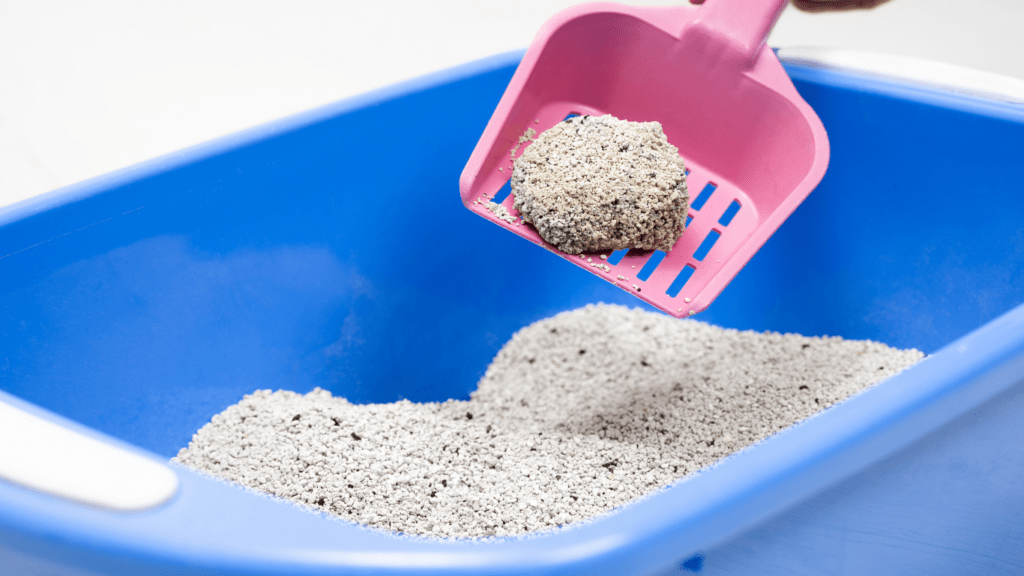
0, 400, 179, 511
0, 0, 1021, 209
777, 48, 1024, 104
770, 0, 1024, 80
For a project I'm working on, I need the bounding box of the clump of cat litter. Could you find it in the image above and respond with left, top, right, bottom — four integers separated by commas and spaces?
174, 304, 922, 539
510, 114, 689, 254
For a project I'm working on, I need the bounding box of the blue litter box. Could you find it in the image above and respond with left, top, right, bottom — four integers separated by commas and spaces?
2, 51, 1023, 575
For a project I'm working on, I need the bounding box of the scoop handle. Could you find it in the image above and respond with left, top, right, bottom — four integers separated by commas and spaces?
692, 0, 790, 65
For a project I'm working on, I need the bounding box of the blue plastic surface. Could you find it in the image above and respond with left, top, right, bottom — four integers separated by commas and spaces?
1, 51, 1023, 575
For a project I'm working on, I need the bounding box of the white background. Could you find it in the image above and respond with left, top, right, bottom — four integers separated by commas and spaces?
1, 0, 1021, 209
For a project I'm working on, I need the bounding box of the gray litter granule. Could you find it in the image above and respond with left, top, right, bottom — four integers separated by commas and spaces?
510, 114, 689, 255
174, 304, 922, 539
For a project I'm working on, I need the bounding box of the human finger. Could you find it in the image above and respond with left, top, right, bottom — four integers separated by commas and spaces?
791, 0, 893, 13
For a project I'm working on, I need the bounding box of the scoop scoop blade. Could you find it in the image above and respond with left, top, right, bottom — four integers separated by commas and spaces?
459, 1, 829, 318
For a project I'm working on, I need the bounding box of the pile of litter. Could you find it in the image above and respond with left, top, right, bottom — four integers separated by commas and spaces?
174, 304, 922, 538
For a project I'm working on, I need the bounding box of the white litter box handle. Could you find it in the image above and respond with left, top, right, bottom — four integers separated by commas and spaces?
0, 399, 178, 511
777, 47, 1024, 104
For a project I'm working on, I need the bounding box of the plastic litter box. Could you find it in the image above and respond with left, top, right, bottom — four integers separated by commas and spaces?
1, 50, 1023, 575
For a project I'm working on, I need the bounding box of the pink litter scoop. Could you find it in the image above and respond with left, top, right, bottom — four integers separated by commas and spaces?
459, 0, 830, 318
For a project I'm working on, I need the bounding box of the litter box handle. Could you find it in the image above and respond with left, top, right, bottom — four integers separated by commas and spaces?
0, 396, 178, 512
690, 0, 791, 66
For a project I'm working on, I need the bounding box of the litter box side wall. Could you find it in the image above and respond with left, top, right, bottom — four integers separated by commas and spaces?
700, 62, 1024, 354
698, 368, 1024, 575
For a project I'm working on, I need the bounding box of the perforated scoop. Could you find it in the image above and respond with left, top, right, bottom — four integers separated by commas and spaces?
459, 0, 829, 318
